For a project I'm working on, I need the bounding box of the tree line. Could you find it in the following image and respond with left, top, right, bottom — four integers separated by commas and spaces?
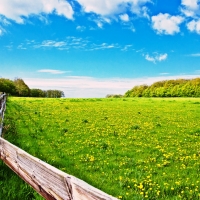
0, 78, 64, 98
124, 78, 200, 97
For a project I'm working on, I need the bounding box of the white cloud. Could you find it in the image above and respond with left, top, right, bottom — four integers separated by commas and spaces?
0, 16, 10, 25
157, 53, 168, 61
187, 19, 200, 33
144, 53, 168, 63
76, 25, 86, 31
181, 0, 200, 17
0, 26, 6, 36
145, 54, 156, 63
0, 0, 74, 23
92, 16, 112, 28
151, 13, 184, 35
121, 45, 133, 51
17, 44, 27, 50
76, 0, 151, 17
89, 43, 120, 51
37, 69, 67, 74
34, 40, 67, 49
13, 37, 136, 52
120, 14, 129, 22
180, 0, 200, 34
182, 0, 199, 10
189, 53, 200, 56
24, 74, 200, 97
97, 21, 103, 28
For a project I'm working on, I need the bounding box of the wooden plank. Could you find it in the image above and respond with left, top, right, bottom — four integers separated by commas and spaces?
0, 138, 118, 200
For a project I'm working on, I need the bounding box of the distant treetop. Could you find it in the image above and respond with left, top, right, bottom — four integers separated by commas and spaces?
0, 78, 65, 98
124, 78, 200, 97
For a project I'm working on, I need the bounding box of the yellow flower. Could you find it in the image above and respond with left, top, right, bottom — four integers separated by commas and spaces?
138, 184, 143, 189
89, 156, 95, 162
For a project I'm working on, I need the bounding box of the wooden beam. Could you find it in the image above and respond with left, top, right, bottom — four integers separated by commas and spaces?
0, 138, 118, 200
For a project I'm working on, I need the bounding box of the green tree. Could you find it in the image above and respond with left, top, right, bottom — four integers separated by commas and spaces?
14, 78, 30, 97
30, 89, 45, 97
124, 78, 200, 97
0, 78, 16, 95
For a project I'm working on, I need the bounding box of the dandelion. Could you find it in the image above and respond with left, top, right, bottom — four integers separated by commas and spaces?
138, 184, 143, 190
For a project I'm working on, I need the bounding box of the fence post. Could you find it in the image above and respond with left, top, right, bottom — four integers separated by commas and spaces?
0, 93, 6, 137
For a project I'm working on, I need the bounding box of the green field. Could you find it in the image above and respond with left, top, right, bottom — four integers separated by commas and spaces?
1, 97, 200, 199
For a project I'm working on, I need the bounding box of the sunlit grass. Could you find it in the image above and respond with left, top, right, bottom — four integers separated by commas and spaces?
2, 97, 200, 199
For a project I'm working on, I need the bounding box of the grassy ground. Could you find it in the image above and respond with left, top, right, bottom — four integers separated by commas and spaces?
1, 97, 200, 199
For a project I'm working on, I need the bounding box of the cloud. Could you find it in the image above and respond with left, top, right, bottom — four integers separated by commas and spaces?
120, 14, 129, 22
0, 0, 74, 23
187, 19, 200, 33
189, 53, 200, 56
20, 37, 130, 51
182, 0, 199, 10
144, 53, 168, 63
10, 37, 142, 53
157, 53, 168, 61
121, 45, 133, 51
0, 16, 10, 36
145, 54, 156, 62
0, 16, 10, 25
76, 0, 151, 17
37, 69, 67, 74
96, 21, 103, 28
24, 74, 200, 97
180, 0, 200, 34
181, 0, 200, 17
91, 16, 112, 28
151, 13, 184, 35
35, 40, 67, 48
76, 25, 86, 31
0, 25, 7, 36
17, 44, 27, 50
89, 43, 120, 51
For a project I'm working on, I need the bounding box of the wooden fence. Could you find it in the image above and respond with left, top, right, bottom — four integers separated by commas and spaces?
0, 93, 6, 136
0, 95, 118, 200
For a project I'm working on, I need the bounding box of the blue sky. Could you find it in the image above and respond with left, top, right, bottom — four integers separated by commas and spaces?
0, 0, 200, 97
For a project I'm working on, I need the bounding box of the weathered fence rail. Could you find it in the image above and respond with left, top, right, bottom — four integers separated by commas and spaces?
0, 95, 118, 200
0, 138, 118, 200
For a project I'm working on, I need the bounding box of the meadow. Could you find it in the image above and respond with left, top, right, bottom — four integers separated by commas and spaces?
1, 97, 200, 199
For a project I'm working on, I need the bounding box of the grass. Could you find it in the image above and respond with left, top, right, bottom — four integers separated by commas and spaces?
1, 97, 200, 199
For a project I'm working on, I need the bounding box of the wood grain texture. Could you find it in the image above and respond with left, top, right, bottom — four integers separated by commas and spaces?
0, 138, 118, 200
